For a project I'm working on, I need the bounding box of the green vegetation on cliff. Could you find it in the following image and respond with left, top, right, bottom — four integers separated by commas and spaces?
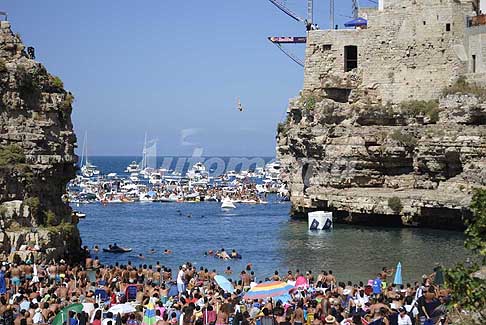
43, 209, 57, 226
16, 65, 41, 99
0, 144, 25, 166
0, 59, 6, 73
0, 144, 34, 190
443, 76, 486, 99
446, 189, 486, 320
50, 76, 64, 89
301, 94, 317, 110
399, 100, 440, 123
388, 196, 403, 213
390, 130, 418, 148
465, 189, 486, 256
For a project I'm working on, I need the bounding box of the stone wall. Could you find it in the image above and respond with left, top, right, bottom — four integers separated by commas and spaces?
0, 21, 82, 262
304, 0, 477, 103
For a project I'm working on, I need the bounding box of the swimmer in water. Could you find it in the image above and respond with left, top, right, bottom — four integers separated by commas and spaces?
93, 245, 99, 253
163, 249, 172, 255
149, 249, 156, 254
138, 253, 145, 260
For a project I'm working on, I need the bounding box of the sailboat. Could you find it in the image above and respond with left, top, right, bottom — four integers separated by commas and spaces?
79, 132, 100, 178
139, 133, 157, 179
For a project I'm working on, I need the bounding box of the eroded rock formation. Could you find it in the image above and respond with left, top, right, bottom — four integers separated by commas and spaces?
277, 93, 486, 229
0, 21, 82, 261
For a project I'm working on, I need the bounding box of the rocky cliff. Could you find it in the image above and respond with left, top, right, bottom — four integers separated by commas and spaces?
0, 21, 82, 262
277, 88, 486, 229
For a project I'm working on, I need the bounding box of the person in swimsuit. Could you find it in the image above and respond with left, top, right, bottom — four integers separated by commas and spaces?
10, 264, 22, 292
215, 305, 229, 325
293, 301, 304, 325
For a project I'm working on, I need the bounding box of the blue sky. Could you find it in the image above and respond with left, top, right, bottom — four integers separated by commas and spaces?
5, 1, 369, 156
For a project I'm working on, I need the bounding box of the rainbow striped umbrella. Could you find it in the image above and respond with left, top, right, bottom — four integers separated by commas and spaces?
243, 281, 294, 300
142, 303, 156, 325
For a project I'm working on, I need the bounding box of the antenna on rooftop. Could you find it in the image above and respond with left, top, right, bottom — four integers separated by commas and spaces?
352, 0, 359, 19
330, 0, 335, 29
307, 0, 313, 25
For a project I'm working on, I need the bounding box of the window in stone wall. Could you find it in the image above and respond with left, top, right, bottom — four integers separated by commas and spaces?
344, 45, 358, 72
423, 21, 426, 25
322, 44, 332, 51
472, 55, 477, 73
446, 23, 451, 31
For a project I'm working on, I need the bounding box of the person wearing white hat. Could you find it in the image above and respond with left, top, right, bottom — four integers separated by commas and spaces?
324, 315, 337, 324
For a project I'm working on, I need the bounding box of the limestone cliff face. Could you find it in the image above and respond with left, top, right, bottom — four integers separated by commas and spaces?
277, 93, 486, 229
0, 21, 82, 261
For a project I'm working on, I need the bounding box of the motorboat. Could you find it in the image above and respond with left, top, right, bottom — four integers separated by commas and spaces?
72, 210, 86, 218
187, 162, 209, 183
139, 191, 156, 202
103, 245, 132, 253
129, 173, 140, 182
125, 161, 140, 173
221, 197, 236, 209
81, 163, 100, 178
149, 172, 162, 185
265, 161, 281, 181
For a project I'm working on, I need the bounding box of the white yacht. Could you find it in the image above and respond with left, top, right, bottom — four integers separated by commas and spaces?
149, 172, 162, 185
129, 172, 140, 182
81, 163, 100, 178
187, 162, 210, 185
221, 197, 236, 209
125, 161, 140, 173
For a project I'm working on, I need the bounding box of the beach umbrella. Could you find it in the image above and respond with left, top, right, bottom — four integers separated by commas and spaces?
294, 276, 309, 289
344, 17, 368, 27
52, 303, 84, 325
393, 262, 403, 285
214, 275, 235, 293
273, 293, 292, 304
81, 303, 94, 314
243, 281, 294, 300
108, 303, 137, 315
142, 303, 157, 325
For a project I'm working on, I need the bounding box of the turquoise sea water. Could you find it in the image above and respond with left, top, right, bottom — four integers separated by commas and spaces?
75, 198, 469, 284
74, 157, 470, 284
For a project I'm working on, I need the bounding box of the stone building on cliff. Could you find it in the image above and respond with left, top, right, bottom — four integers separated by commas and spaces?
304, 0, 486, 103
277, 0, 486, 229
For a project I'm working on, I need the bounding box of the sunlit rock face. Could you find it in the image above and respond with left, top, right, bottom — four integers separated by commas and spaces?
277, 93, 486, 229
0, 21, 82, 262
